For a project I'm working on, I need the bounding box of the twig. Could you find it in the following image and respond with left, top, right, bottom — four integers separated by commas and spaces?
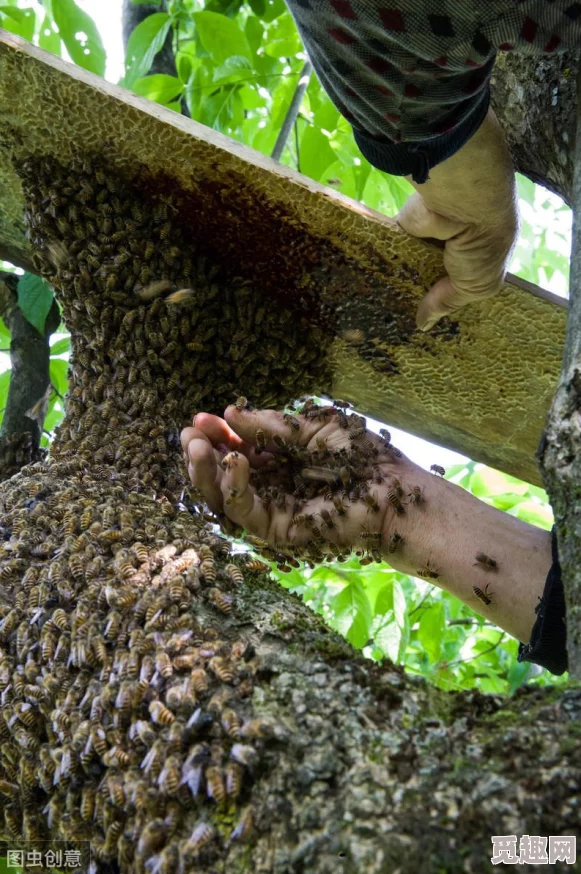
409, 587, 435, 617
446, 631, 505, 667
447, 618, 496, 627
294, 118, 301, 172
271, 60, 312, 162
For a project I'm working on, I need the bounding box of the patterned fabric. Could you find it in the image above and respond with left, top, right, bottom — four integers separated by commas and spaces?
285, 0, 581, 178
518, 527, 568, 676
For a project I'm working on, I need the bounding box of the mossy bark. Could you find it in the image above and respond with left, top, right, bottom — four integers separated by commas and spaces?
0, 153, 578, 874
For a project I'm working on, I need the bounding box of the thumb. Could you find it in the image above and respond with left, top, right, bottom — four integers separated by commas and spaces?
416, 276, 476, 332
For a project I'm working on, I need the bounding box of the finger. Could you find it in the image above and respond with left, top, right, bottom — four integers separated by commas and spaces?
185, 436, 225, 513
219, 451, 272, 536
194, 411, 275, 468
396, 193, 466, 241
225, 404, 352, 454
415, 276, 475, 332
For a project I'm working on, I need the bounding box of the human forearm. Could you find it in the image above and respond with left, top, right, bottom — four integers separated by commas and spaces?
380, 460, 552, 644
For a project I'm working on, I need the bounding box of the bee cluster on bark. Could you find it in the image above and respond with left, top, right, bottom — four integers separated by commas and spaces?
0, 153, 335, 870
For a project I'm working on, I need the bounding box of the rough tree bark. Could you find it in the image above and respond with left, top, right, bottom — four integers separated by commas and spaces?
490, 49, 580, 206
538, 69, 581, 681
0, 147, 579, 874
0, 272, 59, 481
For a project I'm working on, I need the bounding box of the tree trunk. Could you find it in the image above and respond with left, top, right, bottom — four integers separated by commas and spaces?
490, 49, 580, 206
0, 272, 60, 481
0, 155, 579, 874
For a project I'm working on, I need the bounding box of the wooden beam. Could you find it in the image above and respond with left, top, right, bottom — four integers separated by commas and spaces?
0, 32, 566, 485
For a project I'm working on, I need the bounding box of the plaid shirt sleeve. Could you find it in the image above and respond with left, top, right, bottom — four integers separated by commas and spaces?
285, 0, 581, 182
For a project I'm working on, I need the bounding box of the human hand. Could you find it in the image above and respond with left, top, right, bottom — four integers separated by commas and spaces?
180, 402, 429, 569
397, 108, 519, 331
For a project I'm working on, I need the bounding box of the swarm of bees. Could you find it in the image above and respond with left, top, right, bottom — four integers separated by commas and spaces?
0, 153, 334, 869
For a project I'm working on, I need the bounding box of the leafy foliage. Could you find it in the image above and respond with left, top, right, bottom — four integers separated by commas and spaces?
16, 272, 54, 334
1, 0, 571, 692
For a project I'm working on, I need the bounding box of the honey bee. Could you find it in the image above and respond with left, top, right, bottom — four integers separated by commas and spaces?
417, 563, 440, 580
149, 700, 175, 725
220, 708, 242, 738
158, 755, 181, 794
408, 486, 424, 504
430, 464, 446, 477
319, 509, 335, 530
209, 656, 235, 683
246, 559, 270, 573
473, 583, 494, 605
331, 496, 346, 516
225, 563, 244, 584
166, 288, 195, 304
200, 559, 217, 583
205, 764, 227, 803
208, 588, 234, 614
283, 413, 300, 431
230, 806, 254, 843
474, 552, 498, 571
272, 434, 287, 450
183, 822, 214, 856
225, 761, 244, 799
255, 429, 266, 454
80, 786, 96, 821
364, 492, 380, 513
386, 491, 405, 515
387, 532, 404, 554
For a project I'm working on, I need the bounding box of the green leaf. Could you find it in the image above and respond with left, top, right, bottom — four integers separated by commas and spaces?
133, 74, 184, 105
346, 609, 370, 649
38, 13, 61, 55
194, 11, 251, 65
17, 273, 54, 334
0, 317, 9, 345
260, 0, 286, 22
124, 12, 171, 88
213, 55, 253, 84
392, 578, 406, 628
50, 336, 71, 355
374, 581, 393, 616
52, 0, 105, 76
49, 359, 69, 396
374, 611, 401, 663
177, 54, 193, 84
509, 500, 553, 529
245, 16, 263, 55
299, 126, 336, 183
314, 98, 340, 134
239, 84, 266, 110
417, 602, 445, 663
248, 0, 265, 15
0, 5, 36, 41
517, 173, 536, 206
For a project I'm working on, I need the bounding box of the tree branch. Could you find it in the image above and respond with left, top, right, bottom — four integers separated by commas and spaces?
0, 272, 60, 479
538, 67, 581, 678
271, 60, 312, 162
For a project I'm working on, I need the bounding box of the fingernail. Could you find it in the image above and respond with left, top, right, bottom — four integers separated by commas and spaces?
417, 318, 437, 333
